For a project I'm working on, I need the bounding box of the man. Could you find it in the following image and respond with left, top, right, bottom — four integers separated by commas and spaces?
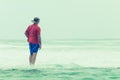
25, 17, 41, 65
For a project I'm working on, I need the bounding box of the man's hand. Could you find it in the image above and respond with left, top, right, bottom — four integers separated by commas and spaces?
39, 43, 42, 49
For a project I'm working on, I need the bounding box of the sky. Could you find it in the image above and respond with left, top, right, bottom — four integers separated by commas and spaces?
0, 0, 120, 40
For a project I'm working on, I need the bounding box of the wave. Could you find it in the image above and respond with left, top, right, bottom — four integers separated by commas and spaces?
0, 64, 120, 80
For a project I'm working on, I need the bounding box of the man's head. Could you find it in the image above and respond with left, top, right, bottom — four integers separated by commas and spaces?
32, 17, 40, 24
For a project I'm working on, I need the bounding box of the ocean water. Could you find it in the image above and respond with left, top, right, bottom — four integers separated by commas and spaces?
0, 39, 120, 80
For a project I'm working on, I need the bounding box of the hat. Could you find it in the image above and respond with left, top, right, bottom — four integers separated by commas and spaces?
32, 17, 40, 23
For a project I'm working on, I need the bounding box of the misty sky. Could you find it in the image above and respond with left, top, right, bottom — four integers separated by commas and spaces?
0, 0, 120, 40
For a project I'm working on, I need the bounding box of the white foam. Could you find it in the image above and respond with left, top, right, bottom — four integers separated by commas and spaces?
1, 39, 120, 68
0, 47, 120, 68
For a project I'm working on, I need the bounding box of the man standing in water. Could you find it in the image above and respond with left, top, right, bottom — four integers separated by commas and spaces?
25, 17, 41, 65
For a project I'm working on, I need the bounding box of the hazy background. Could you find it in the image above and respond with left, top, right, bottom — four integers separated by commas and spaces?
0, 0, 120, 40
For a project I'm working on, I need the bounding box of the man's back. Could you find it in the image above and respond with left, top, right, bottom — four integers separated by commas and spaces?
25, 24, 40, 44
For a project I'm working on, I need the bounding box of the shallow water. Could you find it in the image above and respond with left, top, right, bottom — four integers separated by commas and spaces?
0, 39, 120, 80
0, 64, 120, 80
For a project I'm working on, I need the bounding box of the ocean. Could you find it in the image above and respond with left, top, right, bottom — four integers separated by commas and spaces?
0, 39, 120, 80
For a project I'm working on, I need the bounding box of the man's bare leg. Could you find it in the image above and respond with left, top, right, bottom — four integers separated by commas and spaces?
31, 53, 37, 65
29, 55, 32, 65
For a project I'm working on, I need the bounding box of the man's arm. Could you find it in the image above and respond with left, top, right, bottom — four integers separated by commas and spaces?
25, 26, 30, 38
37, 35, 42, 49
24, 32, 28, 38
